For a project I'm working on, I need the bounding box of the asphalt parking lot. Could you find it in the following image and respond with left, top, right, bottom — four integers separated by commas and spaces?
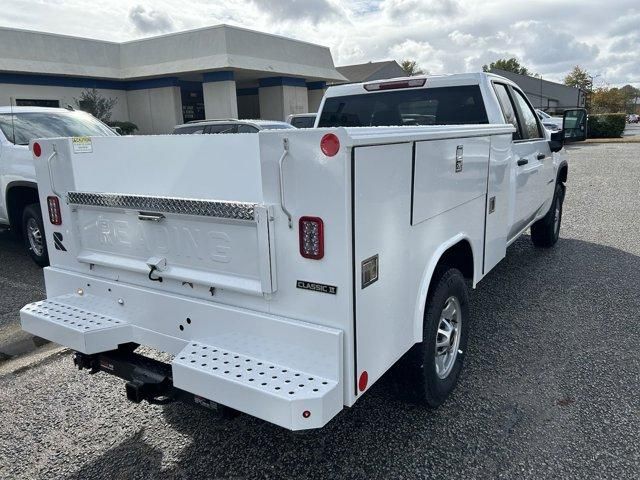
1, 142, 639, 479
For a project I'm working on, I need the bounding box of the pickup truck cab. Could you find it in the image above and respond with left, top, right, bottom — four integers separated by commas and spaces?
0, 106, 116, 265
20, 73, 587, 431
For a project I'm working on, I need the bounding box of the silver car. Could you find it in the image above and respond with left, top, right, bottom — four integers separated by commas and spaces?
173, 119, 296, 134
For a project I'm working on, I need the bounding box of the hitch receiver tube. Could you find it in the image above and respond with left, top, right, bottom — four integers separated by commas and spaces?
73, 346, 237, 417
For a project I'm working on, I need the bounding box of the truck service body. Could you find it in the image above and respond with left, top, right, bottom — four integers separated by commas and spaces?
20, 73, 586, 430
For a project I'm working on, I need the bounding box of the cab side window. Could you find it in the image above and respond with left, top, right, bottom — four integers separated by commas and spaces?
204, 124, 237, 134
493, 83, 521, 140
511, 89, 543, 140
237, 124, 259, 133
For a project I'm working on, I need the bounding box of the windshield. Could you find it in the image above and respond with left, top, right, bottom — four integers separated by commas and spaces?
318, 86, 488, 127
0, 111, 116, 145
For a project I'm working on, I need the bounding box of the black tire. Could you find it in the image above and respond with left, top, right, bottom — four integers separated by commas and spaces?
396, 267, 470, 408
531, 182, 565, 248
21, 203, 49, 267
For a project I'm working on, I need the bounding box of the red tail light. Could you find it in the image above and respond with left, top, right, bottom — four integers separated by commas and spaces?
33, 142, 42, 157
47, 196, 62, 225
299, 216, 324, 259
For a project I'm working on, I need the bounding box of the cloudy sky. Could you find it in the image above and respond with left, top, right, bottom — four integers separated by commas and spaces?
1, 0, 638, 86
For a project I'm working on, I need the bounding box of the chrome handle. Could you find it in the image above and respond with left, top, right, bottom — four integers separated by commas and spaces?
278, 137, 293, 229
138, 212, 165, 222
47, 145, 62, 197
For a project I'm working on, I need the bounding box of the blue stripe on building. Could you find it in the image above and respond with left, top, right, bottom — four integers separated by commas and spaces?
258, 76, 307, 88
0, 73, 180, 91
202, 71, 235, 83
306, 81, 326, 90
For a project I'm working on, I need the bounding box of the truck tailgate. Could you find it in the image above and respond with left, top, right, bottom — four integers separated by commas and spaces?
43, 134, 276, 296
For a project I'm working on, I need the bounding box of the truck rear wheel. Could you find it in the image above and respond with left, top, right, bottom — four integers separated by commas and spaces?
22, 203, 49, 267
397, 267, 470, 408
531, 182, 565, 248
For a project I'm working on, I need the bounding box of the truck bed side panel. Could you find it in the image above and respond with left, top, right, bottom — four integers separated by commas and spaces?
353, 137, 489, 395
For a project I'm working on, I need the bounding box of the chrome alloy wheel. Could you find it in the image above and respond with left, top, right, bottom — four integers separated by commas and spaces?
26, 217, 44, 257
435, 296, 462, 379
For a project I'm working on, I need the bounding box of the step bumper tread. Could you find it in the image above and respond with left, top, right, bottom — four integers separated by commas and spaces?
20, 294, 131, 354
172, 341, 342, 430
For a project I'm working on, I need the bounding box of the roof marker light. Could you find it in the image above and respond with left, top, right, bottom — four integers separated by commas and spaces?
364, 78, 426, 91
320, 133, 340, 157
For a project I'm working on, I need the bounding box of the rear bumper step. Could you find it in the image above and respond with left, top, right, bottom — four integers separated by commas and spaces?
21, 295, 131, 354
173, 342, 341, 430
20, 291, 343, 430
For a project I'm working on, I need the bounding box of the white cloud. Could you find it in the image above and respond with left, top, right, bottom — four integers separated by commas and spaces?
248, 0, 343, 22
388, 39, 443, 74
128, 5, 175, 34
0, 0, 638, 86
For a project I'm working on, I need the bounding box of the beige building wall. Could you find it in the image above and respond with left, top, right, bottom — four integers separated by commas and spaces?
126, 86, 182, 134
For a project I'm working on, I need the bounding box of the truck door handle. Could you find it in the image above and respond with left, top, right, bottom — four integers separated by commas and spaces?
537, 153, 546, 160
517, 159, 528, 166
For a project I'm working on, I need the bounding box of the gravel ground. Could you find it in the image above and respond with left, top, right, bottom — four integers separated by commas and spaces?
0, 143, 639, 479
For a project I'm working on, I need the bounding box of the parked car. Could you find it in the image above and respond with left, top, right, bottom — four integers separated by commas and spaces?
536, 109, 563, 131
21, 73, 587, 431
0, 106, 117, 266
627, 114, 639, 124
173, 119, 295, 134
286, 113, 317, 128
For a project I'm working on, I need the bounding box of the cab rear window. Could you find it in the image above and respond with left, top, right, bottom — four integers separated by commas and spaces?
318, 85, 488, 127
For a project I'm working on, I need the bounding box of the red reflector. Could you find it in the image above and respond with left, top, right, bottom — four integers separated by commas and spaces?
33, 142, 42, 157
358, 371, 368, 392
47, 196, 62, 225
302, 410, 311, 418
320, 133, 340, 157
364, 78, 426, 91
299, 216, 324, 260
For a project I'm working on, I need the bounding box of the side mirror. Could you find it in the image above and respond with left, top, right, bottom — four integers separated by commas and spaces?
563, 108, 588, 143
549, 131, 563, 152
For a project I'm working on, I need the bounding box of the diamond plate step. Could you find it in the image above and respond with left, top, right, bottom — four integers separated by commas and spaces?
20, 294, 131, 354
172, 342, 342, 430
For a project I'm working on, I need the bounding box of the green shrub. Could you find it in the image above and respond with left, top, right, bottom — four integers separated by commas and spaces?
107, 120, 138, 135
587, 113, 626, 138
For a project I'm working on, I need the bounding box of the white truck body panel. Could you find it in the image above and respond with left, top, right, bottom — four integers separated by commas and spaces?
0, 142, 33, 224
20, 73, 569, 430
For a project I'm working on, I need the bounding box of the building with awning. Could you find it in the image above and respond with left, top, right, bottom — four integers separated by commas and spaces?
0, 25, 346, 133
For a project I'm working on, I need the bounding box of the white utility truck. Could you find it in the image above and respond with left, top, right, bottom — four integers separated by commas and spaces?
20, 73, 587, 430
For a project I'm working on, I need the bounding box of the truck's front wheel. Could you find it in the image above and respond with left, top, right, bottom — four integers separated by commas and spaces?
398, 267, 470, 408
531, 182, 565, 248
22, 203, 49, 267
